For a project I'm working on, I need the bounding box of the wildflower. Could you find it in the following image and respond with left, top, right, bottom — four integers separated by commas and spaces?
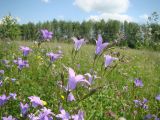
56, 108, 70, 120
144, 114, 153, 120
28, 96, 43, 108
104, 55, 118, 68
72, 37, 86, 51
0, 94, 8, 106
41, 100, 47, 106
0, 81, 2, 87
13, 58, 29, 70
72, 110, 84, 120
20, 46, 32, 56
2, 60, 9, 65
2, 115, 16, 120
67, 68, 90, 90
11, 78, 16, 82
0, 70, 4, 74
156, 94, 160, 101
38, 107, 53, 120
95, 34, 109, 55
134, 79, 143, 87
41, 29, 53, 40
46, 52, 62, 62
9, 93, 17, 100
133, 98, 148, 109
61, 95, 65, 100
20, 102, 29, 116
67, 92, 75, 102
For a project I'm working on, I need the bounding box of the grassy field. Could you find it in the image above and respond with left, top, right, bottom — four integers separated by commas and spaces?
0, 41, 160, 120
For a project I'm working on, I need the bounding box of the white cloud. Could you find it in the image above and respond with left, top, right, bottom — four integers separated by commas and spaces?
74, 0, 130, 13
88, 13, 133, 22
41, 0, 50, 3
139, 14, 148, 21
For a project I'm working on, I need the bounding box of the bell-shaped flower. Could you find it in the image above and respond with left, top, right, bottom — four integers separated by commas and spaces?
95, 34, 109, 55
28, 96, 43, 108
56, 108, 70, 120
2, 115, 16, 120
20, 102, 29, 116
67, 92, 75, 102
72, 37, 86, 51
104, 55, 118, 68
46, 52, 62, 62
0, 94, 8, 106
67, 68, 90, 90
134, 79, 143, 87
72, 110, 84, 120
20, 46, 32, 56
38, 107, 53, 120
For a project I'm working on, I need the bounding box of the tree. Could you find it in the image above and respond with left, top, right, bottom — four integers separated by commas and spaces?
0, 14, 21, 40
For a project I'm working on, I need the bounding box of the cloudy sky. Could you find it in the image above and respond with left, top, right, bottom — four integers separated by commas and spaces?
0, 0, 159, 24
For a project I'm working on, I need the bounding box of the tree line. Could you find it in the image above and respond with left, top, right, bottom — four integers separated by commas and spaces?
0, 12, 160, 50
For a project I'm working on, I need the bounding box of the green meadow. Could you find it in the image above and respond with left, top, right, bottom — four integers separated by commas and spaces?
0, 41, 160, 119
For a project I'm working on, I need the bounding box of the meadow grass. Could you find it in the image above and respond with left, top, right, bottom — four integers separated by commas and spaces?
0, 40, 160, 119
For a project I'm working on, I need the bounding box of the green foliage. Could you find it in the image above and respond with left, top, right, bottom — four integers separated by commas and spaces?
0, 14, 21, 40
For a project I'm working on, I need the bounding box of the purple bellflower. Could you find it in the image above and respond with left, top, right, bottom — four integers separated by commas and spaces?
2, 115, 16, 120
41, 29, 53, 40
95, 34, 109, 55
28, 96, 43, 108
72, 110, 84, 120
67, 68, 90, 90
9, 93, 17, 100
46, 52, 62, 62
56, 108, 70, 120
38, 107, 53, 120
20, 102, 29, 116
13, 58, 29, 70
0, 81, 3, 87
20, 46, 32, 56
134, 79, 143, 87
0, 94, 8, 106
72, 37, 86, 51
133, 98, 148, 109
67, 92, 75, 102
0, 70, 4, 74
156, 94, 160, 101
104, 55, 118, 68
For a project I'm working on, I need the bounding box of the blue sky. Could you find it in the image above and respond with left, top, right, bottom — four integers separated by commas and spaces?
0, 0, 159, 24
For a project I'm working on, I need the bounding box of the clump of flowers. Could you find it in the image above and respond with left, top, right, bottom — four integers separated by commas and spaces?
13, 58, 29, 70
133, 98, 148, 109
41, 29, 53, 41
